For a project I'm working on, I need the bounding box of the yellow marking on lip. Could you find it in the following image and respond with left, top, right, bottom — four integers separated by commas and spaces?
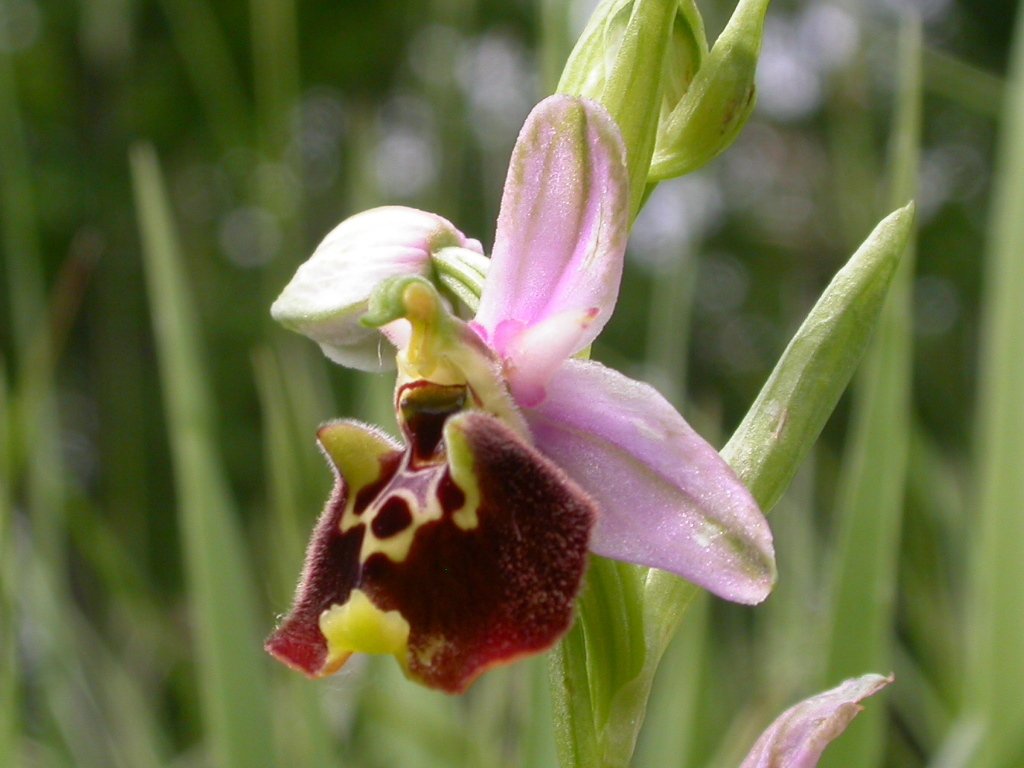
318, 422, 397, 486
320, 589, 410, 670
443, 417, 482, 530
359, 487, 443, 563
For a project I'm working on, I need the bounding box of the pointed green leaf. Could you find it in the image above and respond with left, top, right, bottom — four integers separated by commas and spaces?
551, 180, 912, 768
635, 204, 913, 761
719, 202, 915, 512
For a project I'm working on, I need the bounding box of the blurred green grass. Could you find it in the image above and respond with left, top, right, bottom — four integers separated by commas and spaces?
2, 0, 1022, 765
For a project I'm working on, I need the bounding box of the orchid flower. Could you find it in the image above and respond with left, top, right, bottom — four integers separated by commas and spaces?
266, 95, 775, 693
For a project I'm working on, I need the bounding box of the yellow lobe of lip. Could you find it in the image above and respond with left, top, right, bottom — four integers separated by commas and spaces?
320, 589, 411, 671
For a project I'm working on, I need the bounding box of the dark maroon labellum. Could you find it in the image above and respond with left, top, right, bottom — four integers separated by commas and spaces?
265, 406, 597, 693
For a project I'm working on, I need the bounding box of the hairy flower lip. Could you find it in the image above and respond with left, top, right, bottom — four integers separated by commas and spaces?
266, 411, 597, 693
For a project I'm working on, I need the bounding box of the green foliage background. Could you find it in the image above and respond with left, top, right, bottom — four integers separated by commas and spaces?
1, 0, 1022, 766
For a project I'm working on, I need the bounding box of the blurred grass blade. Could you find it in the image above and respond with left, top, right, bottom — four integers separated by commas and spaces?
462, 670, 521, 766
825, 36, 881, 248
252, 347, 340, 767
965, 0, 1024, 763
249, 0, 305, 300
2, 495, 171, 768
0, 50, 45, 365
19, 537, 169, 768
62, 507, 174, 768
522, 656, 559, 767
131, 144, 276, 768
355, 658, 478, 767
753, 459, 825, 732
3, 46, 75, 766
250, 0, 300, 152
821, 15, 921, 768
901, 428, 963, 747
891, 641, 953, 760
0, 361, 16, 767
0, 39, 66, 568
252, 347, 321, 601
887, 16, 924, 218
538, 0, 574, 94
644, 242, 697, 405
157, 0, 252, 148
922, 44, 1004, 119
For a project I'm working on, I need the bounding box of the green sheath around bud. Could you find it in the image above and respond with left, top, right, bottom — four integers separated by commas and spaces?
557, 0, 683, 217
649, 0, 770, 181
659, 1, 709, 123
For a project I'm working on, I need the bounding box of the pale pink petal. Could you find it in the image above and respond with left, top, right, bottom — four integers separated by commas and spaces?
272, 206, 480, 371
523, 359, 775, 604
741, 674, 894, 768
473, 95, 629, 364
501, 308, 600, 407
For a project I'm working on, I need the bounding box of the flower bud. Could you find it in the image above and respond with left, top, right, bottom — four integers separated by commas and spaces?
271, 206, 483, 371
558, 0, 696, 217
648, 0, 769, 181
